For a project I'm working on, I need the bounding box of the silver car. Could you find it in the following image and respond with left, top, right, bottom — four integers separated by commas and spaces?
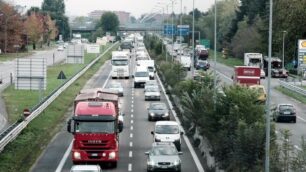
145, 142, 182, 172
107, 82, 124, 96
145, 86, 161, 101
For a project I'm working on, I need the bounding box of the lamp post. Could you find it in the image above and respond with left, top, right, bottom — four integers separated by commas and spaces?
180, 0, 183, 44
282, 30, 287, 69
171, 0, 175, 62
265, 0, 273, 171
192, 0, 195, 76
213, 0, 217, 108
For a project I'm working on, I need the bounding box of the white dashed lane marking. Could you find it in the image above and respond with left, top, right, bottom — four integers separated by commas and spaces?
130, 133, 133, 138
128, 164, 132, 171
129, 142, 133, 147
131, 114, 134, 118
129, 151, 133, 157
130, 126, 133, 130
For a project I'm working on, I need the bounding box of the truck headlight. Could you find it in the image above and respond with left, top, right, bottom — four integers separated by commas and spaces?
109, 152, 116, 159
73, 152, 81, 159
150, 113, 155, 116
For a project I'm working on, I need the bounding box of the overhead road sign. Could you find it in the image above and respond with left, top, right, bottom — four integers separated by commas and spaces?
164, 24, 176, 36
200, 39, 211, 49
177, 25, 190, 36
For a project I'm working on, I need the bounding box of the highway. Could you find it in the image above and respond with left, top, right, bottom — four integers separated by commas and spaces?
211, 61, 306, 150
30, 47, 203, 172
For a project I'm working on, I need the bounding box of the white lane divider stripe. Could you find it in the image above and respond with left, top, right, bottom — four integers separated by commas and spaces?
131, 114, 134, 118
55, 141, 73, 172
130, 126, 133, 130
131, 120, 134, 124
128, 163, 132, 171
131, 100, 134, 104
297, 116, 306, 122
130, 133, 133, 138
129, 151, 133, 157
131, 109, 134, 113
130, 142, 133, 147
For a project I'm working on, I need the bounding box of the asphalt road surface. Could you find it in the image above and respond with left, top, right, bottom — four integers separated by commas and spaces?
31, 48, 203, 172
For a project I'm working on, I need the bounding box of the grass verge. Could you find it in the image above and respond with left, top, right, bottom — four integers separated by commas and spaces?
0, 44, 118, 172
209, 50, 243, 67
0, 52, 35, 62
275, 86, 306, 104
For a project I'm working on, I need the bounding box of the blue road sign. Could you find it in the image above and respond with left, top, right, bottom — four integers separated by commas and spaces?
164, 25, 176, 36
177, 25, 190, 36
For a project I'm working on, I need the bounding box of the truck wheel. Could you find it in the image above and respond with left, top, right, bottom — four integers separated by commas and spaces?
134, 84, 137, 88
293, 119, 296, 123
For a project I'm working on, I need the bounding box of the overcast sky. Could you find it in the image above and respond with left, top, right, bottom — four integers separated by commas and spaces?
6, 0, 215, 18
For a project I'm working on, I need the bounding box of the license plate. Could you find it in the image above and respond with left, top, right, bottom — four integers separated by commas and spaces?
91, 153, 98, 157
283, 112, 290, 115
161, 166, 168, 169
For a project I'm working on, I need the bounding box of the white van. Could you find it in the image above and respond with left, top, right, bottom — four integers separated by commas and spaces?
133, 66, 150, 88
137, 60, 155, 79
151, 121, 184, 151
180, 55, 191, 71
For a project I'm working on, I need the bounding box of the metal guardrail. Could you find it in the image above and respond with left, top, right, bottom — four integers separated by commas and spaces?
0, 42, 118, 152
279, 80, 306, 96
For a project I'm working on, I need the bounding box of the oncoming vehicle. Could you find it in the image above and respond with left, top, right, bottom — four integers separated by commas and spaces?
111, 51, 129, 79
145, 142, 182, 172
147, 102, 170, 121
151, 121, 184, 151
272, 104, 297, 123
70, 165, 102, 172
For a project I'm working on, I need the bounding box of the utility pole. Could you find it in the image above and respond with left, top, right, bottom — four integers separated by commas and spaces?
180, 0, 183, 44
191, 0, 195, 76
213, 0, 217, 109
171, 0, 175, 62
282, 31, 287, 69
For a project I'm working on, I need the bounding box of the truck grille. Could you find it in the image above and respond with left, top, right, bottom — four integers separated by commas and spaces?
158, 162, 171, 165
82, 140, 108, 147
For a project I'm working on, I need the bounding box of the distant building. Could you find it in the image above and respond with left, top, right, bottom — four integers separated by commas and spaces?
88, 10, 130, 24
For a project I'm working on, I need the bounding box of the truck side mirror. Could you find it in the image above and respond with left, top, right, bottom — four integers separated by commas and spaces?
118, 123, 123, 133
151, 131, 154, 135
67, 119, 72, 133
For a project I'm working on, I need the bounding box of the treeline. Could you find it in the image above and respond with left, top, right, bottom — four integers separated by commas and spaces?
145, 34, 306, 171
0, 0, 70, 52
173, 0, 306, 65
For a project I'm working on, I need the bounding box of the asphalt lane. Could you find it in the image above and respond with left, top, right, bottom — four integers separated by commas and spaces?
211, 60, 306, 150
31, 49, 201, 171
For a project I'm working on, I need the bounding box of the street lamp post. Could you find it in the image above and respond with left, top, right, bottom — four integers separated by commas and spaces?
171, 0, 175, 61
180, 0, 183, 44
192, 0, 195, 76
213, 0, 217, 108
265, 0, 273, 171
282, 31, 287, 69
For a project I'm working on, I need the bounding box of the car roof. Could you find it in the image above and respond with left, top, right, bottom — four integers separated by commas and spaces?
70, 165, 100, 171
278, 104, 294, 107
150, 102, 166, 106
155, 121, 178, 126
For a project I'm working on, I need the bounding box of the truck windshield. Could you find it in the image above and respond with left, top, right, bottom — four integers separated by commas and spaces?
271, 61, 282, 69
75, 121, 115, 133
112, 59, 128, 66
249, 59, 261, 66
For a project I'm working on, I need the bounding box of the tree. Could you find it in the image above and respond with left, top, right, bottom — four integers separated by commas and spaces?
42, 0, 70, 40
188, 8, 202, 21
96, 12, 119, 35
0, 2, 24, 53
24, 12, 44, 50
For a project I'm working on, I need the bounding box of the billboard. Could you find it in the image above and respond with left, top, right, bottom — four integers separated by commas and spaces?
86, 44, 100, 54
163, 24, 176, 36
15, 58, 47, 90
177, 25, 190, 36
67, 44, 84, 64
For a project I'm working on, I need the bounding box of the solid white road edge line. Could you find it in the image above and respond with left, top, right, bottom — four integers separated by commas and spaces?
156, 71, 205, 172
55, 61, 112, 172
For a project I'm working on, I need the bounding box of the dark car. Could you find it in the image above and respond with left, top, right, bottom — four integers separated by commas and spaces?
120, 41, 133, 52
272, 104, 296, 123
145, 142, 182, 172
195, 60, 210, 70
147, 102, 170, 121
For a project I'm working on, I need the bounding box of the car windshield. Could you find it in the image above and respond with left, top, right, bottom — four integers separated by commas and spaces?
135, 71, 148, 77
151, 103, 166, 110
109, 83, 121, 88
155, 125, 179, 134
146, 81, 157, 86
148, 67, 154, 72
75, 121, 115, 133
151, 146, 178, 156
279, 105, 294, 111
146, 87, 159, 92
112, 59, 128, 66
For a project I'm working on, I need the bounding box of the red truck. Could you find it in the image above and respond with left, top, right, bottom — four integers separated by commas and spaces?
233, 66, 261, 86
67, 88, 123, 167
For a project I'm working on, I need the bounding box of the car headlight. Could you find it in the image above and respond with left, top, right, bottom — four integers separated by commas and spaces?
173, 160, 180, 166
109, 152, 116, 159
150, 113, 155, 116
163, 113, 169, 117
147, 160, 155, 166
73, 152, 81, 159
